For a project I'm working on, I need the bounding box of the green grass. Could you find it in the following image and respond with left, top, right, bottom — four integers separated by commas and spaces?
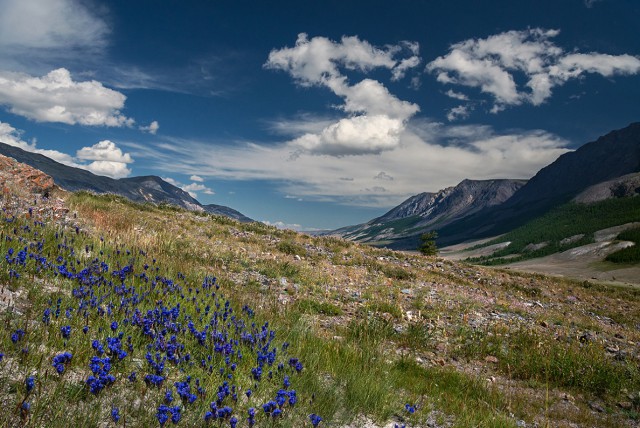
453, 326, 640, 397
276, 240, 307, 258
467, 197, 640, 265
296, 299, 343, 316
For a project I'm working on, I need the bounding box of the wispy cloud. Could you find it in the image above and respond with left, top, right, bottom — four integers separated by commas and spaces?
0, 0, 109, 72
131, 120, 570, 208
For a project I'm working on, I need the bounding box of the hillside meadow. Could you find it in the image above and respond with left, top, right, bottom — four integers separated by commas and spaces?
0, 188, 639, 427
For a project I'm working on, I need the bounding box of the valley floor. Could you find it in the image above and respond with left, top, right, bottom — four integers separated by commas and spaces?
440, 223, 640, 287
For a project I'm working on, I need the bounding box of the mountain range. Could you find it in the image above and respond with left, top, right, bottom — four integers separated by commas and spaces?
0, 142, 253, 223
332, 122, 640, 249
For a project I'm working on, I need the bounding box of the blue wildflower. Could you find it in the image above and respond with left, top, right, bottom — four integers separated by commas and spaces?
170, 406, 181, 424
310, 413, 323, 427
60, 325, 71, 339
247, 407, 256, 427
52, 352, 72, 374
11, 329, 25, 343
25, 376, 35, 393
111, 407, 120, 423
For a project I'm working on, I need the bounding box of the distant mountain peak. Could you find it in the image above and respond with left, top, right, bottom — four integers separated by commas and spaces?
333, 178, 526, 243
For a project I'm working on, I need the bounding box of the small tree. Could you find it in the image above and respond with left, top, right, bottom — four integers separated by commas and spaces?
418, 231, 438, 255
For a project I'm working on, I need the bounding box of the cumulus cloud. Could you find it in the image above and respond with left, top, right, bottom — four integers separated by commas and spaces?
77, 140, 132, 163
0, 121, 134, 179
76, 140, 133, 178
139, 120, 159, 135
427, 28, 640, 110
0, 68, 135, 126
291, 114, 404, 156
81, 160, 130, 179
190, 175, 204, 182
265, 34, 421, 156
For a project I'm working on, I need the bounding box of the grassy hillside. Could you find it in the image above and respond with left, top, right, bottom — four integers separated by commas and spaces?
465, 197, 640, 265
0, 189, 639, 427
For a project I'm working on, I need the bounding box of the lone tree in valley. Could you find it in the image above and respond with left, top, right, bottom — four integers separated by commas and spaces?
419, 231, 438, 255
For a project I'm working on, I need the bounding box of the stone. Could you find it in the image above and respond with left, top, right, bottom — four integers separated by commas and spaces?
618, 401, 632, 410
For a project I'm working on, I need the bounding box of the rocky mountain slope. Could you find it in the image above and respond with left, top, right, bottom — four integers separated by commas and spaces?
332, 179, 526, 244
573, 172, 640, 204
0, 142, 253, 222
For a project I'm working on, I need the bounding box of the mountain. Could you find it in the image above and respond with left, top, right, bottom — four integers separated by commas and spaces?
500, 122, 640, 209
332, 179, 526, 244
0, 142, 253, 222
434, 121, 640, 246
333, 121, 640, 249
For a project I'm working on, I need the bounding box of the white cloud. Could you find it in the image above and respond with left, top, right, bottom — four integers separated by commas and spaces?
0, 0, 108, 73
446, 105, 471, 121
75, 140, 133, 178
265, 34, 421, 156
0, 0, 107, 55
444, 89, 469, 101
0, 121, 134, 179
265, 33, 403, 86
77, 140, 133, 163
291, 115, 404, 156
139, 120, 159, 135
137, 121, 570, 208
0, 68, 135, 126
82, 160, 131, 179
190, 175, 204, 182
427, 28, 640, 110
262, 220, 303, 231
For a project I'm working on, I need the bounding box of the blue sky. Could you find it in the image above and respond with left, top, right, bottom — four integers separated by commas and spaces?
0, 0, 639, 230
